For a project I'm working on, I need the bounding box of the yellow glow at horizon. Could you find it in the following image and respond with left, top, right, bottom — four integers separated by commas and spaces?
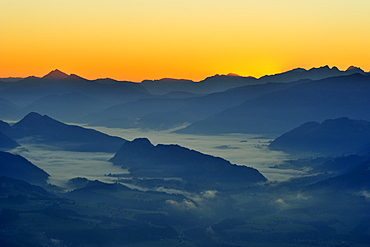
1, 0, 369, 81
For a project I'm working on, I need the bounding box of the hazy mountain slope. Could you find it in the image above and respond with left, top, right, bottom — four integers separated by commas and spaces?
0, 97, 21, 119
269, 117, 370, 155
0, 131, 19, 151
23, 92, 108, 122
9, 112, 126, 152
178, 74, 370, 135
110, 138, 266, 186
0, 151, 49, 184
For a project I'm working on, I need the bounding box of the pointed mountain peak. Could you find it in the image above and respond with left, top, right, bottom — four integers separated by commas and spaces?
42, 69, 69, 80
15, 112, 56, 127
346, 66, 364, 72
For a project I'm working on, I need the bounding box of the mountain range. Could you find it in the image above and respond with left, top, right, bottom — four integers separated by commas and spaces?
1, 66, 370, 137
1, 112, 126, 152
178, 73, 370, 135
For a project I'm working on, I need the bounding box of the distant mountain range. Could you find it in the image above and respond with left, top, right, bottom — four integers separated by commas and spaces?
1, 65, 366, 95
0, 112, 126, 152
178, 73, 370, 135
269, 117, 370, 155
0, 66, 368, 132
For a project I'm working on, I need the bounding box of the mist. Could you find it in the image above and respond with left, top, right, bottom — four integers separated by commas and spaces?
10, 144, 128, 188
83, 125, 301, 181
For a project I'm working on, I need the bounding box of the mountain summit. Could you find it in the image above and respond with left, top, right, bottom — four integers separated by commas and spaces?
42, 69, 69, 80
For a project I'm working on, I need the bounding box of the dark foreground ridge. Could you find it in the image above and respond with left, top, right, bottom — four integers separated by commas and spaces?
110, 138, 266, 189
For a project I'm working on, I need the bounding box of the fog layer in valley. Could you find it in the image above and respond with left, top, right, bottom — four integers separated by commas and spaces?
10, 124, 296, 187
11, 144, 129, 187
71, 125, 298, 182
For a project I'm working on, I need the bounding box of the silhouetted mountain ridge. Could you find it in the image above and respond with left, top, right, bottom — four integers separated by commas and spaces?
269, 117, 370, 155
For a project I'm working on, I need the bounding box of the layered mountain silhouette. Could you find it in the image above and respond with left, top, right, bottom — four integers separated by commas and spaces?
0, 66, 369, 131
0, 97, 20, 119
3, 112, 126, 152
140, 65, 366, 95
23, 92, 107, 121
0, 151, 49, 185
178, 73, 370, 135
87, 80, 303, 130
269, 117, 370, 155
110, 138, 266, 186
0, 70, 150, 121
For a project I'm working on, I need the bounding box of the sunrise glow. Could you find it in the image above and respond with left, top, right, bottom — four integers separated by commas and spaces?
1, 0, 369, 81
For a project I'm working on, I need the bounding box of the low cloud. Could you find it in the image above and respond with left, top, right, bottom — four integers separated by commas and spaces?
201, 190, 218, 199
166, 199, 197, 210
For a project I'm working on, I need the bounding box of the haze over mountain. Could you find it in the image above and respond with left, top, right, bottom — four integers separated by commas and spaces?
23, 92, 107, 122
86, 79, 304, 130
178, 73, 370, 135
0, 66, 367, 128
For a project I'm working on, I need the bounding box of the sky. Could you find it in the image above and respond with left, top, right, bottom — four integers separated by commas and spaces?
1, 0, 370, 81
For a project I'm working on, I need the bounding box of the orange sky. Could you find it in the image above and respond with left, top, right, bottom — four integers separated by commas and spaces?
1, 0, 369, 82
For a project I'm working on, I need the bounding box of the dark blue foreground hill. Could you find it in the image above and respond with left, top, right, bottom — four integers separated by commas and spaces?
7, 112, 126, 152
110, 138, 266, 186
269, 117, 370, 155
